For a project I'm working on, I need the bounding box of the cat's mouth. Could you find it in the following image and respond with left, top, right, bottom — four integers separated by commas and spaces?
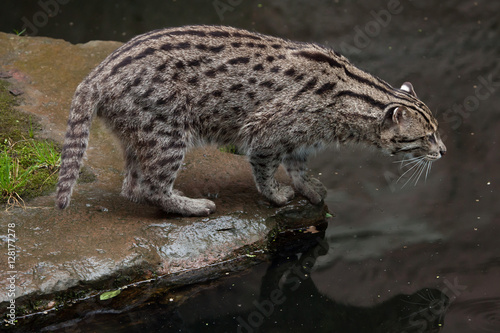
425, 149, 446, 161
425, 153, 442, 161
392, 150, 443, 162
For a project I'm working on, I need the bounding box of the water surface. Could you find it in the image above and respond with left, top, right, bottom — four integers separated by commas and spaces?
3, 1, 499, 332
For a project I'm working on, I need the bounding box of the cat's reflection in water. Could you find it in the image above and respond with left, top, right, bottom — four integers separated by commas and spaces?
240, 232, 449, 333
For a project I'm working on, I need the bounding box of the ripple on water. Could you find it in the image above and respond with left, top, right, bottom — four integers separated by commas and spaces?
453, 298, 500, 332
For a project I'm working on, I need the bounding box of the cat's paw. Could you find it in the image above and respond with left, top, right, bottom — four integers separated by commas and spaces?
183, 198, 216, 216
161, 196, 216, 216
268, 184, 295, 206
308, 177, 327, 199
297, 177, 327, 205
121, 184, 145, 203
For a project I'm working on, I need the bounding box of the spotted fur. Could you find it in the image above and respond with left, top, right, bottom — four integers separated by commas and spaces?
56, 25, 446, 216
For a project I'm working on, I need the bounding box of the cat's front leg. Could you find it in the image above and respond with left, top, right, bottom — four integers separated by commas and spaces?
249, 153, 295, 206
283, 154, 327, 205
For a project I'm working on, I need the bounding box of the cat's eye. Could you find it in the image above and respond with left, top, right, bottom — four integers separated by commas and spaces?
427, 134, 436, 144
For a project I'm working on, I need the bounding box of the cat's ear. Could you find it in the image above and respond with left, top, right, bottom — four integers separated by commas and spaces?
383, 106, 405, 124
401, 82, 417, 98
381, 107, 405, 140
390, 106, 405, 124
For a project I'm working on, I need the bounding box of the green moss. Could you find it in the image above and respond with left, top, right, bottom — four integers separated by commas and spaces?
0, 81, 40, 143
0, 80, 61, 205
218, 144, 243, 155
20, 165, 59, 198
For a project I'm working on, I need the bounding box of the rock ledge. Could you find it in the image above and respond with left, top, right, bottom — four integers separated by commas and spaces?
0, 32, 328, 318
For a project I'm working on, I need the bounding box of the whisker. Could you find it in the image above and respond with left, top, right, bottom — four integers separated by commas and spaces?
414, 160, 428, 186
425, 161, 432, 182
426, 289, 437, 302
402, 157, 425, 168
401, 299, 428, 306
399, 160, 424, 188
402, 164, 420, 188
395, 156, 426, 172
396, 160, 421, 183
392, 155, 423, 164
417, 291, 433, 303
393, 155, 434, 190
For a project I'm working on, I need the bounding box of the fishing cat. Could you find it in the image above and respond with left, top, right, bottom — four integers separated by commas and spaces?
56, 25, 446, 216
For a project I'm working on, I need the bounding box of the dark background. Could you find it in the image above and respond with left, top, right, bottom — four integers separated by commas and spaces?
2, 1, 499, 332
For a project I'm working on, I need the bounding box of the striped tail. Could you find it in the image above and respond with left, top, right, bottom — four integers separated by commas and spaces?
56, 85, 97, 209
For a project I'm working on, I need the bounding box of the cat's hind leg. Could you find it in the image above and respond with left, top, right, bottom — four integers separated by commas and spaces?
121, 146, 145, 203
249, 151, 295, 206
283, 153, 327, 205
135, 136, 216, 216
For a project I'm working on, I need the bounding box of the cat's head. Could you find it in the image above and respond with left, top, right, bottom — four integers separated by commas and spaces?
380, 82, 447, 161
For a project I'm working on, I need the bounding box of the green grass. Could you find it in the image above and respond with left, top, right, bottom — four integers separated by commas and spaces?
0, 138, 61, 207
0, 149, 35, 199
27, 140, 61, 168
13, 28, 26, 36
0, 80, 61, 207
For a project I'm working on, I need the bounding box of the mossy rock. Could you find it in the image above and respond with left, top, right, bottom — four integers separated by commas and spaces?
0, 80, 39, 144
0, 80, 59, 203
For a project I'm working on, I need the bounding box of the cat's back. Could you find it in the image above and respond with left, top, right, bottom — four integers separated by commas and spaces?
86, 25, 347, 106
74, 25, 350, 145
95, 25, 305, 76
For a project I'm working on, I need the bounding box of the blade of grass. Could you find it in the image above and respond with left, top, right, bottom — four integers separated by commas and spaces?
29, 140, 61, 169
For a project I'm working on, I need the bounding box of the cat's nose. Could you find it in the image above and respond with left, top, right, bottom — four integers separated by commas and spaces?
440, 149, 447, 156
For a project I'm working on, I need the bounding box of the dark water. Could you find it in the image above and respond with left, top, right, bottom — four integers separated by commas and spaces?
3, 0, 499, 332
